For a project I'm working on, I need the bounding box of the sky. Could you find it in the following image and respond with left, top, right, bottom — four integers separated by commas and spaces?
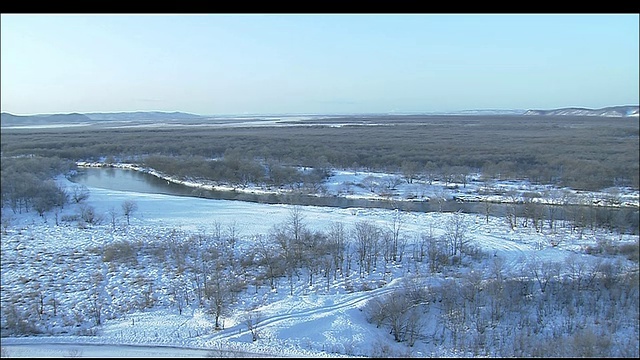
1, 13, 639, 116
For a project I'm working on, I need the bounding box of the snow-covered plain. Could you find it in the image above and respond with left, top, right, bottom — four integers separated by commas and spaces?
1, 169, 638, 358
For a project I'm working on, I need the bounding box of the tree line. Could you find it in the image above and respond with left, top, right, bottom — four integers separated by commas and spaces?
2, 115, 638, 191
142, 153, 330, 191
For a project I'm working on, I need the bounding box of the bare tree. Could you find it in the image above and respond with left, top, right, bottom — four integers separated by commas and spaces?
522, 193, 544, 231
1, 213, 12, 235
2, 301, 34, 335
326, 222, 347, 280
423, 161, 438, 185
505, 191, 520, 230
249, 234, 283, 291
302, 230, 327, 287
440, 165, 455, 187
564, 253, 588, 291
450, 165, 471, 188
107, 206, 119, 230
438, 279, 465, 349
361, 176, 380, 193
121, 200, 138, 225
528, 256, 561, 293
169, 281, 187, 315
88, 271, 105, 326
483, 201, 493, 224
570, 326, 613, 357
71, 185, 90, 203
205, 277, 230, 330
244, 309, 263, 341
545, 189, 567, 231
401, 161, 421, 184
443, 211, 470, 263
384, 175, 404, 191
385, 210, 405, 263
487, 256, 506, 323
226, 221, 240, 250
353, 221, 381, 277
425, 230, 447, 273
432, 189, 447, 212
286, 206, 306, 246
203, 244, 243, 329
271, 207, 309, 295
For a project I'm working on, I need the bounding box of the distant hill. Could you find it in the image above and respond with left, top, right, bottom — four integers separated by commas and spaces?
0, 111, 203, 127
448, 109, 526, 115
84, 111, 203, 121
524, 105, 639, 117
0, 112, 92, 127
3, 106, 639, 128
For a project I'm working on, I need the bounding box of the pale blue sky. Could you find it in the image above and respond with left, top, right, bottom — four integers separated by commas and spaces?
1, 14, 638, 116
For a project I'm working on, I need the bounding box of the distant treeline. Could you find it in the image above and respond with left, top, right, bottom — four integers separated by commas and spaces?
1, 115, 638, 191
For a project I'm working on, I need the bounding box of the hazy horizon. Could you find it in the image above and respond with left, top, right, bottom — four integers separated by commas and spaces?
2, 14, 639, 115
2, 104, 640, 118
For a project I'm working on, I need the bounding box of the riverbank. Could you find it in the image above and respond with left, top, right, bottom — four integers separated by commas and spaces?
75, 161, 639, 209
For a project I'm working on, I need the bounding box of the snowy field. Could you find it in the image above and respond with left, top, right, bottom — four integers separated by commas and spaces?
1, 171, 638, 358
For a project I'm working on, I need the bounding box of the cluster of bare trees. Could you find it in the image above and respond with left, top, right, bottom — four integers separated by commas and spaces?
499, 189, 639, 236
363, 255, 639, 357
0, 157, 142, 231
245, 207, 418, 298
146, 224, 245, 329
1, 156, 72, 217
366, 278, 431, 346
248, 207, 346, 295
142, 154, 330, 192
401, 161, 473, 189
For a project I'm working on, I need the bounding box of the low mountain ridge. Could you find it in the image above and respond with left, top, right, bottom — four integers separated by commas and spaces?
0, 112, 92, 126
2, 106, 639, 127
524, 105, 639, 117
0, 111, 202, 127
84, 111, 203, 121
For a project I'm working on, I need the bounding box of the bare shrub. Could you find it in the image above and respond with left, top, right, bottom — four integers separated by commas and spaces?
61, 214, 81, 223
618, 241, 639, 262
1, 213, 12, 234
64, 348, 83, 358
570, 326, 613, 357
102, 241, 137, 265
79, 204, 104, 225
